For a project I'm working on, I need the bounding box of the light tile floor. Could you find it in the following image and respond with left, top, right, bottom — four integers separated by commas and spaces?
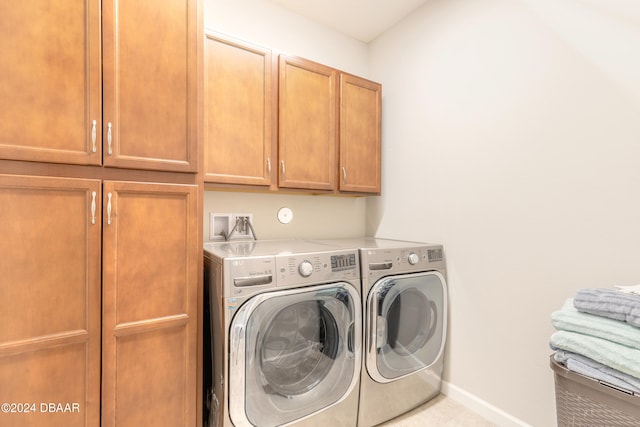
380, 394, 497, 426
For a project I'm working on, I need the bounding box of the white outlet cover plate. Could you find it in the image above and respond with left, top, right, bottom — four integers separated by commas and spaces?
277, 207, 293, 224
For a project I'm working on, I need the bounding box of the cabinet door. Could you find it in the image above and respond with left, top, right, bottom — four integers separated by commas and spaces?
102, 181, 198, 427
339, 74, 382, 194
102, 0, 198, 172
0, 1, 102, 165
204, 33, 275, 186
279, 56, 338, 191
0, 175, 101, 427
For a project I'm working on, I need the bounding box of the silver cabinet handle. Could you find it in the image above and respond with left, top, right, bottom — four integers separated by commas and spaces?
281, 160, 285, 180
266, 158, 271, 178
90, 191, 97, 224
107, 122, 113, 155
91, 120, 97, 153
107, 192, 112, 225
342, 167, 347, 184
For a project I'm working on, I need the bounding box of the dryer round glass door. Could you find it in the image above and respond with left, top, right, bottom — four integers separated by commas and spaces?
228, 282, 361, 427
366, 271, 447, 383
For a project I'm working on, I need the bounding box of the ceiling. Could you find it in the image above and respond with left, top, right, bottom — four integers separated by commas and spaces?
261, 0, 431, 43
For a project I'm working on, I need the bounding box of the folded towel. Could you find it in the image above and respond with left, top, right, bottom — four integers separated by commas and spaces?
550, 329, 640, 379
573, 288, 640, 328
552, 298, 640, 350
554, 349, 640, 394
616, 284, 640, 296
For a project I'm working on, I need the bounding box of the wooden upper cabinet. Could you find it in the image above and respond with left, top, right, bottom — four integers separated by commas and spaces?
0, 0, 102, 166
0, 174, 102, 427
102, 0, 198, 172
339, 74, 382, 194
101, 181, 198, 427
204, 32, 275, 186
0, 0, 198, 171
201, 32, 382, 195
278, 55, 338, 191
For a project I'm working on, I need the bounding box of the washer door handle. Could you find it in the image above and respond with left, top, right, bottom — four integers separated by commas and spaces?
368, 298, 376, 353
233, 325, 244, 367
426, 300, 438, 342
347, 322, 355, 356
376, 315, 387, 349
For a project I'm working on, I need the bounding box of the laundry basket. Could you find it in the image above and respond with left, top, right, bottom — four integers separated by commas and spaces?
550, 356, 640, 426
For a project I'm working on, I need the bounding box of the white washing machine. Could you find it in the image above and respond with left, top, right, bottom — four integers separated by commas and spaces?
203, 240, 362, 427
315, 238, 448, 427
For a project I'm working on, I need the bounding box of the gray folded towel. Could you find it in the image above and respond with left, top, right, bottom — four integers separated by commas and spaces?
574, 288, 640, 328
554, 349, 640, 394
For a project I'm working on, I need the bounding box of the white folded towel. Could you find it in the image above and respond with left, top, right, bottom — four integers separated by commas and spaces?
616, 284, 640, 296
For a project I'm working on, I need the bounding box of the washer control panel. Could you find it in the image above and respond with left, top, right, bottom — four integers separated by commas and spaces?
276, 250, 359, 287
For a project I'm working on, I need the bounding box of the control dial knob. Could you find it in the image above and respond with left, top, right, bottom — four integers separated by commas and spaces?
408, 253, 420, 265
298, 260, 314, 277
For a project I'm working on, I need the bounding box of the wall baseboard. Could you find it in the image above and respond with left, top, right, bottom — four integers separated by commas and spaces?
442, 381, 531, 427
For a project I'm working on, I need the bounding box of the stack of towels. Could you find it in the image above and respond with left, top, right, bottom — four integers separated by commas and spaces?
550, 286, 640, 394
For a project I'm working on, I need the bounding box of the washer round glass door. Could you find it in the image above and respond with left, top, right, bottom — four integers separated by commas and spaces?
229, 283, 361, 427
366, 271, 447, 383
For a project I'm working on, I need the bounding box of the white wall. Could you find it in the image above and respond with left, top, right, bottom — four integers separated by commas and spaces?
204, 0, 370, 76
203, 0, 371, 242
369, 0, 640, 425
203, 190, 366, 241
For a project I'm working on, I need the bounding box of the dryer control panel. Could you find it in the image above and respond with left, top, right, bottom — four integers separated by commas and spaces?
362, 245, 445, 277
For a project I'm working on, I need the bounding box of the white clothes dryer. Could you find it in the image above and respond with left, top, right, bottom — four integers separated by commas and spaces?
316, 238, 448, 427
203, 240, 362, 427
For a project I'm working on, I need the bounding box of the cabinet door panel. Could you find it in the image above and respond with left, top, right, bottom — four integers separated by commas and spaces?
279, 56, 337, 191
114, 327, 189, 427
102, 0, 198, 172
102, 181, 198, 427
0, 1, 102, 165
339, 74, 381, 194
0, 175, 101, 427
204, 33, 275, 186
0, 343, 93, 427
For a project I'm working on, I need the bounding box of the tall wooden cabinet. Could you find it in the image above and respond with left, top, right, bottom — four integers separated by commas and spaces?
0, 176, 102, 427
101, 182, 198, 427
0, 0, 201, 426
0, 177, 198, 427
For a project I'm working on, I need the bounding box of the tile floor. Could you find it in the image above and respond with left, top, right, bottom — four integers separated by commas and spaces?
380, 394, 497, 426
